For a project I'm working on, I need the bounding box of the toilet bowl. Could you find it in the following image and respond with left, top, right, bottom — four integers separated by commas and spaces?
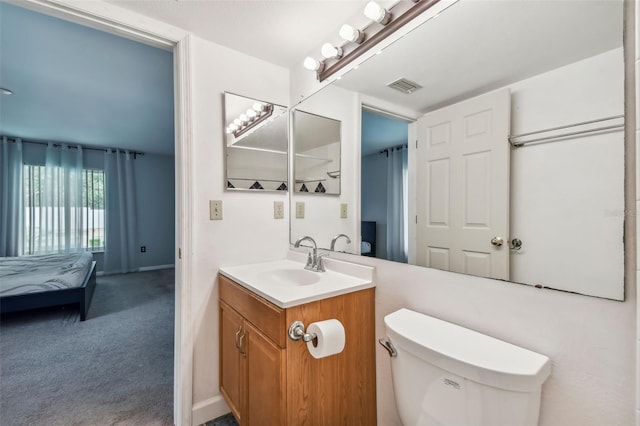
384, 308, 551, 426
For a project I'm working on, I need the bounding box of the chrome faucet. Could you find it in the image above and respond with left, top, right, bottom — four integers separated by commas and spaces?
293, 236, 325, 272
330, 233, 351, 251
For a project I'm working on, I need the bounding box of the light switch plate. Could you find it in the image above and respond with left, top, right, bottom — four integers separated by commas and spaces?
210, 200, 223, 220
340, 203, 348, 219
274, 201, 284, 219
296, 202, 305, 219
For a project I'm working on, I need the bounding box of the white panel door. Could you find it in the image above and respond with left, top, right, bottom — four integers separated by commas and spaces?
415, 89, 510, 280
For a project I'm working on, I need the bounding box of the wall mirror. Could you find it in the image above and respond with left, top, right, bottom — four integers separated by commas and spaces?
224, 92, 288, 191
292, 110, 341, 194
289, 0, 625, 301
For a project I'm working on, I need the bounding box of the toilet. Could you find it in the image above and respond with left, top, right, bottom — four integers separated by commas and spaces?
384, 308, 551, 426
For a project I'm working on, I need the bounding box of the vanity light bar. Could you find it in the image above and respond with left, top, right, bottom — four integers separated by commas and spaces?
230, 104, 274, 138
305, 0, 441, 82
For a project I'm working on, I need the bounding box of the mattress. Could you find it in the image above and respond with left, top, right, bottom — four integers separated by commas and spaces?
0, 252, 94, 297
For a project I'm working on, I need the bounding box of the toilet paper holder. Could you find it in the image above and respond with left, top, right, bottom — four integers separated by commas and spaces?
288, 320, 317, 342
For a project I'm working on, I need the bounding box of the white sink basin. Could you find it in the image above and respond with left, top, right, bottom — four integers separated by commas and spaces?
219, 251, 375, 308
266, 268, 321, 286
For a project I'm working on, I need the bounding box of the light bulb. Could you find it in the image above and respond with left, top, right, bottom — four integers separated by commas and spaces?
339, 24, 364, 44
229, 123, 239, 132
239, 114, 248, 123
303, 57, 324, 72
233, 118, 242, 126
225, 127, 232, 134
364, 1, 391, 24
252, 102, 265, 112
247, 109, 257, 118
321, 43, 343, 59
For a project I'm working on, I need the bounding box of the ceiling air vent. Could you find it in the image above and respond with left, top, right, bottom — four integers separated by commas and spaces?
387, 78, 422, 94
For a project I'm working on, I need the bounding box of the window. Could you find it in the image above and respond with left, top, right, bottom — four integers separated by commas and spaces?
23, 165, 105, 254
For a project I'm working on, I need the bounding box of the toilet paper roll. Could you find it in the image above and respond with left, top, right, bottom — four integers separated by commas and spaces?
306, 319, 346, 359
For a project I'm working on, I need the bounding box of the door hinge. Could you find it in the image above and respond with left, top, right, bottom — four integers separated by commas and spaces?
415, 215, 418, 224
415, 139, 418, 149
178, 247, 182, 259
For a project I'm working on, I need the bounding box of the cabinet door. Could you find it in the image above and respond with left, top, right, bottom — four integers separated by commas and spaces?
244, 321, 286, 426
220, 301, 245, 423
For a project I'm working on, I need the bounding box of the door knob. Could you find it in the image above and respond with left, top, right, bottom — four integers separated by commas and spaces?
491, 237, 504, 247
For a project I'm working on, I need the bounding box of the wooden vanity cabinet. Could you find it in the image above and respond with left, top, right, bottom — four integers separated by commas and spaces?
219, 274, 376, 426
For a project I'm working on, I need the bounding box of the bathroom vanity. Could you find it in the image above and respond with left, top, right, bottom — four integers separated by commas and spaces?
219, 254, 376, 425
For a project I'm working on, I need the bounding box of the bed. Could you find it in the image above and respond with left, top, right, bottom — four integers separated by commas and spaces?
0, 252, 97, 321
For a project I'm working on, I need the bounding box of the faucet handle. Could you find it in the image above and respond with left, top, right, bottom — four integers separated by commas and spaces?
304, 252, 314, 270
314, 253, 328, 272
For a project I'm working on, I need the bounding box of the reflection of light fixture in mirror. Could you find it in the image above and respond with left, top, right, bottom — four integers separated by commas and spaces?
305, 0, 441, 82
321, 43, 343, 59
364, 1, 391, 25
0, 87, 13, 95
339, 24, 365, 44
229, 103, 274, 138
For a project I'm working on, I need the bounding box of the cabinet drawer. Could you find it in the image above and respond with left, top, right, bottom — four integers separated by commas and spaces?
219, 275, 286, 348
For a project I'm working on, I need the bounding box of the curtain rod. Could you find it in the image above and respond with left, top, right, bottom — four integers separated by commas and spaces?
2, 136, 144, 158
379, 143, 408, 155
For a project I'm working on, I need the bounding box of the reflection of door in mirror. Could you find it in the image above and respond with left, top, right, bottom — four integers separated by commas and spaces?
224, 92, 289, 191
414, 89, 510, 280
360, 108, 409, 263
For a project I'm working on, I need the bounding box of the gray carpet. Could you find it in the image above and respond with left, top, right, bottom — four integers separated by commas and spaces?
206, 413, 238, 426
0, 269, 175, 426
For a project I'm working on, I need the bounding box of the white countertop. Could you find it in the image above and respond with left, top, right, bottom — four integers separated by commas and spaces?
219, 251, 375, 308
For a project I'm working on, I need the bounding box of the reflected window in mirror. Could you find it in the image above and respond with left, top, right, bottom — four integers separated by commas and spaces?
224, 92, 288, 191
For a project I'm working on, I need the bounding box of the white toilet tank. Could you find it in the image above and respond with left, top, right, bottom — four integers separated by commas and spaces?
384, 308, 551, 426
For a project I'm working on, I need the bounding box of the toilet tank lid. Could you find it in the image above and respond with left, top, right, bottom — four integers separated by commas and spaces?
384, 308, 551, 392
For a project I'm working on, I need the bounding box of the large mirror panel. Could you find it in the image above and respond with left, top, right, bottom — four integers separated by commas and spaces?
225, 92, 288, 191
289, 0, 624, 300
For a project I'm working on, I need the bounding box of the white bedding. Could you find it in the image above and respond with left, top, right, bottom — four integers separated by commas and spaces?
0, 252, 94, 297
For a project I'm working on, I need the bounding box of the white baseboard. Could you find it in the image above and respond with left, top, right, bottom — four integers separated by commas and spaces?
96, 264, 175, 276
137, 264, 175, 272
192, 395, 230, 426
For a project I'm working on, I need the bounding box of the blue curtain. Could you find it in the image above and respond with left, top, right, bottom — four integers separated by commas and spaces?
103, 149, 138, 274
386, 146, 408, 263
0, 137, 23, 256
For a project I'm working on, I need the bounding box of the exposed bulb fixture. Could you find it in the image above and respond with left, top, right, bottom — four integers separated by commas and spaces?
233, 118, 243, 126
252, 102, 265, 112
239, 113, 249, 123
321, 43, 343, 59
303, 56, 324, 72
229, 123, 239, 132
246, 109, 257, 118
0, 87, 13, 95
364, 1, 391, 25
339, 24, 365, 44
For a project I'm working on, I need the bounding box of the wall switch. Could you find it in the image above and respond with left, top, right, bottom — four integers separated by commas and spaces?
340, 203, 348, 219
210, 200, 223, 220
274, 201, 284, 219
296, 202, 305, 219
140, 246, 146, 253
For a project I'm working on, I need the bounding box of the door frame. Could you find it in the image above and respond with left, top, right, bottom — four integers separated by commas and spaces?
9, 1, 194, 425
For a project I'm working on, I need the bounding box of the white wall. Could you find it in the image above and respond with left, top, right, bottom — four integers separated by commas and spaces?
290, 85, 360, 252
509, 48, 624, 299
134, 153, 175, 268
188, 35, 290, 419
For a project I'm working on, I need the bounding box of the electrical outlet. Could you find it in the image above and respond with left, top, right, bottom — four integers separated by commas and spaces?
274, 201, 284, 219
296, 202, 305, 219
340, 203, 348, 219
210, 200, 223, 220
140, 246, 146, 253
